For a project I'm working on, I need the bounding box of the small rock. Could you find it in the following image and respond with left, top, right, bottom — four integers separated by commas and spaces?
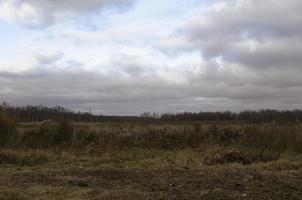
235, 182, 242, 187
68, 180, 89, 187
170, 183, 175, 187
77, 180, 89, 187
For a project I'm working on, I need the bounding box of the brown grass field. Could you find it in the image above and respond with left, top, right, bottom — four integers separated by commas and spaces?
1, 120, 302, 199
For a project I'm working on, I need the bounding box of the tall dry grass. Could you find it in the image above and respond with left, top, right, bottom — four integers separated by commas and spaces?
2, 118, 302, 165
0, 112, 17, 147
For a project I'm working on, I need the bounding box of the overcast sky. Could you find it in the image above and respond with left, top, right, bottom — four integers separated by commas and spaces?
0, 0, 301, 115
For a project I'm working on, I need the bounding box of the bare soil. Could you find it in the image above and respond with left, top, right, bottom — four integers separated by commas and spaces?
1, 163, 302, 200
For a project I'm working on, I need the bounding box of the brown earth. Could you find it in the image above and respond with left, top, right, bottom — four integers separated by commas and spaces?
1, 163, 302, 200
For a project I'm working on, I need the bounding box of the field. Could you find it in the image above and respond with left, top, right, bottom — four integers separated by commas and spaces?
1, 120, 302, 199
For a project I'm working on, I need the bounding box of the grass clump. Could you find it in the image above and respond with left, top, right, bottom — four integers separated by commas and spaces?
74, 127, 100, 145
203, 147, 281, 165
0, 187, 29, 200
0, 149, 50, 166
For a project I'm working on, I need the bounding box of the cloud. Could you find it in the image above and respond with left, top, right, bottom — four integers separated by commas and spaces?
175, 0, 302, 108
186, 0, 302, 69
0, 68, 186, 115
35, 51, 64, 65
1, 56, 302, 115
1, 0, 302, 114
0, 0, 135, 28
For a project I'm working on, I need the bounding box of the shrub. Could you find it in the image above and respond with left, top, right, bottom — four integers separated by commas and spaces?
52, 120, 74, 145
74, 128, 100, 145
22, 123, 55, 148
22, 120, 74, 148
0, 112, 17, 147
203, 147, 281, 165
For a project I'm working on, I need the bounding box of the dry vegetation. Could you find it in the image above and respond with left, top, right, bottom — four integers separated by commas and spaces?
1, 112, 302, 199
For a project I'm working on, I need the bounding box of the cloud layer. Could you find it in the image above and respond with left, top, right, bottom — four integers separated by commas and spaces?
0, 0, 302, 114
183, 0, 302, 107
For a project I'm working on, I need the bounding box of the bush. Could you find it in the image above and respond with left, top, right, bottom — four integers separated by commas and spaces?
203, 147, 281, 165
22, 120, 74, 148
0, 112, 17, 147
22, 123, 55, 148
74, 128, 100, 145
207, 126, 241, 147
52, 120, 74, 145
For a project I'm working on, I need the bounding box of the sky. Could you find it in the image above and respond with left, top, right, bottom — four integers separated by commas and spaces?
0, 0, 302, 115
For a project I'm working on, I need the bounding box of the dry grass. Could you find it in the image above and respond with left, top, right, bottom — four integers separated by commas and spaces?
1, 120, 302, 199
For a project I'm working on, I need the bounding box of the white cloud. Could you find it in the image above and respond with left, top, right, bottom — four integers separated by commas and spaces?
0, 0, 51, 27
0, 0, 135, 28
0, 58, 34, 72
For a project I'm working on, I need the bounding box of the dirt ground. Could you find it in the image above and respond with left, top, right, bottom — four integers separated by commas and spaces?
1, 162, 302, 200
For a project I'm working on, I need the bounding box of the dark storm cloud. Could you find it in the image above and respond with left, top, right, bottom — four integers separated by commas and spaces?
0, 69, 189, 115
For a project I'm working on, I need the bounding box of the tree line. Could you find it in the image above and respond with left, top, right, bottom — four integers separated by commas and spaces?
1, 102, 302, 123
0, 102, 141, 122
160, 110, 302, 123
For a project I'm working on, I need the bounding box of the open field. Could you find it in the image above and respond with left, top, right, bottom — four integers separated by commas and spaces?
1, 0, 302, 199
1, 120, 302, 199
